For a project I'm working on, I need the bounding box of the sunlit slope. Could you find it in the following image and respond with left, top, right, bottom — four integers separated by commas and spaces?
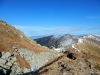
0, 20, 48, 52
74, 35, 100, 65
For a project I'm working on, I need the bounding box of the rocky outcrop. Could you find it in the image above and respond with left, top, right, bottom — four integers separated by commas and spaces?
0, 47, 58, 75
0, 20, 7, 25
18, 48, 57, 68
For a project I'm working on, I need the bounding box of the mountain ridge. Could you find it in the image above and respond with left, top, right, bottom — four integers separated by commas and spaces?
35, 34, 78, 50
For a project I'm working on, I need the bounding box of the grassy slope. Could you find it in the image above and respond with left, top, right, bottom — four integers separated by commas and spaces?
75, 38, 100, 65
0, 23, 48, 53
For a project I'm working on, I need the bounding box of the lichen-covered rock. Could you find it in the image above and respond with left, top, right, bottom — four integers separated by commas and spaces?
23, 68, 31, 73
1, 52, 11, 59
6, 62, 12, 66
0, 48, 58, 75
12, 57, 17, 61
0, 58, 6, 65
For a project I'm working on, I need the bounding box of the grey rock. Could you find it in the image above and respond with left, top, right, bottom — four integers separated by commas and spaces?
1, 52, 11, 59
2, 65, 9, 69
20, 35, 23, 39
6, 62, 12, 66
10, 60, 14, 64
0, 48, 58, 75
0, 58, 6, 65
16, 67, 22, 73
23, 68, 31, 73
11, 52, 18, 56
12, 57, 17, 61
14, 49, 18, 52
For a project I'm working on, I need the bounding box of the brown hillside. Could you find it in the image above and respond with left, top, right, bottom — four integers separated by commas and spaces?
0, 20, 48, 53
75, 38, 100, 65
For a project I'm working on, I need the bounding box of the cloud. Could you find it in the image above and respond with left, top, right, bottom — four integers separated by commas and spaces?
70, 26, 82, 32
13, 25, 99, 37
26, 26, 83, 36
87, 25, 100, 30
13, 25, 46, 30
13, 25, 28, 29
87, 16, 99, 19
54, 28, 67, 31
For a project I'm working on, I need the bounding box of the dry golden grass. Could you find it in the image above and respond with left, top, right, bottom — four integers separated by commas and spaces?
16, 55, 31, 68
76, 43, 100, 57
0, 23, 48, 53
75, 39, 100, 65
0, 43, 5, 52
18, 40, 48, 53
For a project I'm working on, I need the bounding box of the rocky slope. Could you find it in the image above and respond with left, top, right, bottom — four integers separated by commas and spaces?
0, 20, 58, 75
25, 46, 100, 75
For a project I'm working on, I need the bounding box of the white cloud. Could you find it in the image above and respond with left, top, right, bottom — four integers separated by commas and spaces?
88, 25, 100, 30
25, 26, 83, 36
87, 16, 99, 19
13, 25, 96, 36
13, 25, 48, 30
13, 25, 28, 29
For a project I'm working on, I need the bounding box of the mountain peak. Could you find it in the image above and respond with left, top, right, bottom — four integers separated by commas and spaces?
0, 20, 7, 25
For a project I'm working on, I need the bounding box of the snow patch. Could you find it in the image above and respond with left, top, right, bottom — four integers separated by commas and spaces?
72, 44, 80, 53
78, 38, 83, 43
31, 66, 39, 72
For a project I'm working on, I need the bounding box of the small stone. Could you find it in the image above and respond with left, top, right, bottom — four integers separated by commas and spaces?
12, 52, 18, 56
20, 35, 23, 39
1, 52, 11, 59
10, 60, 14, 63
6, 62, 12, 66
63, 72, 67, 75
3, 65, 9, 69
16, 67, 22, 73
23, 68, 30, 73
15, 49, 18, 52
12, 57, 17, 61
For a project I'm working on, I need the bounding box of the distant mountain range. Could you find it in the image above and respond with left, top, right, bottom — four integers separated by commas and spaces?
35, 34, 100, 55
34, 34, 78, 49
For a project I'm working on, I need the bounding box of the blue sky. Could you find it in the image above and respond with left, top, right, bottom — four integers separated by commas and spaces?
0, 0, 100, 37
